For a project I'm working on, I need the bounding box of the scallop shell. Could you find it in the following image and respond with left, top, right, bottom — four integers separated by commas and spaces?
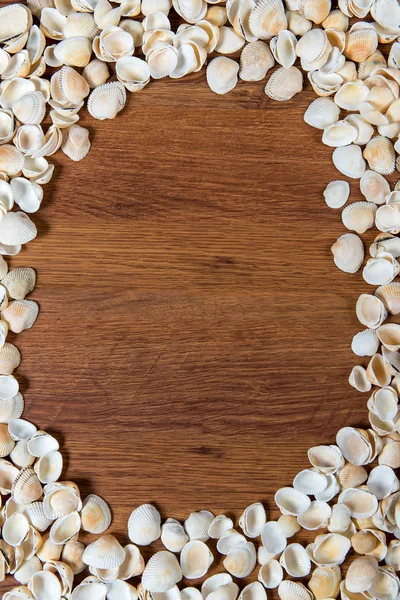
309, 533, 351, 567
304, 97, 340, 130
180, 540, 214, 579
2, 300, 39, 334
331, 233, 364, 273
363, 136, 396, 175
280, 543, 311, 577
185, 510, 214, 541
376, 283, 400, 315
223, 541, 256, 578
363, 252, 400, 285
333, 145, 366, 179
0, 344, 21, 375
206, 57, 239, 95
239, 41, 274, 82
0, 146, 24, 178
87, 81, 126, 120
12, 92, 46, 127
12, 468, 42, 506
128, 504, 161, 546
0, 422, 14, 456
0, 213, 37, 246
351, 329, 380, 357
258, 559, 283, 589
248, 0, 287, 39
278, 581, 313, 600
345, 28, 378, 62
61, 125, 90, 162
161, 518, 189, 552
54, 36, 92, 67
341, 201, 376, 233
261, 521, 287, 554
118, 544, 145, 580
83, 59, 110, 89
239, 502, 266, 538
323, 180, 349, 209
265, 66, 303, 101
142, 550, 182, 593
376, 205, 400, 234
360, 171, 390, 205
345, 114, 374, 145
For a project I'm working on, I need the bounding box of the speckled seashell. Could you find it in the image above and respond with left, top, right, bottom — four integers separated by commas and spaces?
331, 233, 364, 273
2, 268, 36, 301
12, 467, 42, 506
323, 180, 349, 209
81, 494, 112, 534
128, 504, 161, 546
265, 66, 303, 101
239, 41, 274, 81
206, 57, 239, 95
87, 81, 127, 120
2, 300, 39, 334
341, 201, 376, 234
0, 344, 21, 375
363, 136, 395, 175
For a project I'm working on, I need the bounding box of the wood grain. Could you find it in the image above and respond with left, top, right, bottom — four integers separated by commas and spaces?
0, 37, 380, 594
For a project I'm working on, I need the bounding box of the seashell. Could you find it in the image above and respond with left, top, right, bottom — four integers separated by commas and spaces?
286, 10, 312, 36
50, 511, 81, 545
2, 268, 36, 301
265, 66, 303, 101
345, 114, 374, 145
297, 501, 332, 531
0, 344, 21, 375
277, 514, 301, 537
352, 527, 387, 560
10, 179, 42, 214
0, 79, 36, 111
83, 59, 110, 89
261, 521, 287, 554
342, 201, 376, 233
275, 486, 311, 516
331, 234, 364, 274
322, 8, 348, 29
280, 543, 311, 577
308, 565, 342, 599
61, 541, 86, 575
0, 421, 14, 456
239, 582, 267, 600
323, 180, 349, 210
0, 375, 19, 401
94, 0, 122, 28
377, 323, 400, 352
116, 56, 150, 92
315, 473, 340, 502
322, 120, 357, 148
2, 513, 30, 547
87, 82, 126, 120
53, 37, 92, 67
328, 503, 352, 534
363, 252, 400, 286
248, 0, 286, 39
24, 501, 53, 532
74, 493, 109, 535
40, 7, 66, 40
376, 204, 400, 234
0, 393, 24, 425
376, 283, 400, 315
334, 81, 369, 111
206, 57, 239, 95
12, 468, 42, 506
14, 556, 42, 585
345, 27, 378, 62
217, 529, 247, 554
238, 41, 274, 82
351, 329, 380, 357
346, 555, 379, 593
308, 533, 351, 567
357, 293, 387, 328
34, 450, 62, 484
358, 50, 387, 80
258, 559, 283, 589
9, 419, 36, 442
296, 28, 330, 70
61, 124, 90, 162
142, 550, 182, 593
386, 540, 400, 569
94, 26, 135, 62
215, 26, 245, 54
338, 487, 378, 519
12, 93, 46, 127
223, 541, 256, 578
70, 578, 108, 600
173, 0, 207, 24
370, 233, 400, 258
28, 571, 62, 600
382, 346, 400, 373
118, 544, 144, 580
369, 566, 400, 600
201, 573, 233, 599
363, 136, 395, 175
180, 540, 213, 579
307, 445, 344, 474
368, 464, 398, 500
308, 70, 343, 97
0, 213, 37, 247
208, 514, 234, 539
304, 97, 340, 130
0, 146, 24, 178
52, 66, 90, 105
128, 504, 161, 546
293, 468, 327, 495
270, 30, 297, 68
366, 353, 394, 387
82, 535, 125, 572
64, 12, 99, 39
160, 518, 189, 553
360, 101, 389, 127
336, 427, 373, 466
334, 143, 367, 179
278, 581, 313, 600
205, 5, 228, 26
10, 439, 34, 469
0, 109, 17, 145
239, 503, 266, 538
360, 171, 390, 204
2, 300, 39, 334
185, 510, 214, 541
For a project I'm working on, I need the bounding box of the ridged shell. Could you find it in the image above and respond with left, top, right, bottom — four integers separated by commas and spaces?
249, 0, 287, 39
0, 422, 15, 456
278, 581, 313, 600
223, 541, 256, 578
83, 534, 125, 569
185, 510, 214, 541
142, 550, 182, 593
0, 393, 24, 424
83, 59, 110, 89
323, 180, 349, 209
341, 201, 376, 234
0, 343, 21, 375
0, 213, 37, 246
333, 145, 366, 179
265, 66, 303, 101
61, 125, 91, 162
128, 504, 161, 546
239, 41, 274, 81
87, 81, 126, 120
360, 170, 390, 204
161, 518, 189, 553
351, 329, 380, 357
280, 543, 311, 576
2, 300, 39, 334
53, 37, 92, 67
206, 57, 239, 95
363, 136, 395, 175
304, 97, 340, 130
2, 268, 36, 301
331, 233, 364, 273
308, 565, 342, 599
12, 468, 42, 506
81, 494, 112, 534
376, 282, 400, 315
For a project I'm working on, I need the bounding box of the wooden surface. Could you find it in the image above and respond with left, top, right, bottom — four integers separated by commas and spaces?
0, 63, 377, 592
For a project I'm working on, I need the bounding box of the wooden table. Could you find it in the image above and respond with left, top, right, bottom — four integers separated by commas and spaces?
1, 64, 373, 593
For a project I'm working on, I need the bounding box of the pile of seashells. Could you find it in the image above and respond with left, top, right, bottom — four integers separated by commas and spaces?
3, 0, 400, 596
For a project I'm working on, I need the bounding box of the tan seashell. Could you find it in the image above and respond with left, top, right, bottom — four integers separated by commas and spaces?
207, 57, 239, 95
205, 5, 228, 26
0, 393, 24, 425
181, 540, 214, 579
278, 580, 313, 600
2, 300, 39, 334
286, 10, 312, 36
334, 80, 369, 111
40, 7, 66, 40
223, 542, 256, 578
87, 81, 126, 120
298, 501, 332, 531
258, 559, 283, 589
0, 5, 31, 44
12, 468, 42, 506
116, 56, 150, 91
94, 26, 135, 62
305, 98, 340, 131
346, 556, 379, 593
94, 0, 122, 29
82, 59, 110, 89
363, 136, 395, 175
215, 26, 245, 54
0, 344, 21, 375
0, 146, 24, 178
277, 514, 301, 537
265, 66, 303, 101
81, 494, 111, 534
385, 540, 400, 569
142, 550, 182, 593
64, 12, 99, 39
118, 544, 145, 579
249, 0, 287, 39
366, 353, 393, 387
300, 0, 330, 23
376, 282, 400, 315
322, 8, 348, 30
345, 27, 378, 62
52, 66, 90, 106
2, 268, 36, 301
61, 124, 90, 162
0, 422, 15, 456
61, 541, 86, 575
360, 170, 390, 205
352, 528, 387, 560
54, 37, 92, 67
341, 201, 376, 234
331, 233, 364, 273
309, 566, 342, 599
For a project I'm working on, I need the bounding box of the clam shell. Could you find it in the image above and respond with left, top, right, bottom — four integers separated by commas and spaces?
53, 65, 90, 105
83, 59, 110, 89
275, 486, 311, 516
128, 504, 161, 546
239, 502, 266, 538
336, 427, 372, 465
270, 29, 297, 68
356, 293, 387, 328
345, 28, 378, 62
208, 514, 234, 539
54, 36, 92, 67
338, 487, 378, 519
358, 50, 386, 79
308, 565, 342, 599
142, 551, 182, 593
309, 533, 351, 566
62, 541, 86, 575
24, 501, 53, 532
307, 445, 344, 474
215, 26, 245, 54
248, 0, 287, 39
0, 459, 19, 493
278, 581, 313, 600
293, 468, 328, 495
376, 283, 400, 315
360, 170, 390, 204
118, 544, 145, 580
205, 6, 227, 26
34, 450, 63, 484
351, 329, 380, 357
180, 540, 214, 578
61, 124, 90, 162
363, 136, 396, 175
385, 540, 400, 569
323, 180, 349, 209
297, 501, 332, 531
185, 510, 214, 542
304, 97, 340, 130
370, 233, 400, 258
239, 41, 274, 81
2, 512, 30, 547
116, 56, 150, 92
334, 81, 369, 110
376, 205, 400, 233
280, 543, 311, 577
265, 66, 303, 101
206, 57, 239, 95
12, 92, 46, 127
0, 146, 24, 178
368, 464, 398, 499
216, 529, 246, 554
258, 559, 283, 589
201, 573, 233, 599
87, 81, 126, 120
0, 393, 24, 424
328, 503, 352, 533
223, 541, 256, 578
161, 518, 189, 552
49, 511, 81, 545
287, 10, 312, 35
369, 566, 400, 600
0, 344, 21, 375
333, 146, 366, 179
296, 28, 330, 70
331, 233, 364, 273
70, 579, 108, 600
0, 213, 37, 247
377, 323, 400, 351
10, 179, 43, 214
346, 556, 379, 593
239, 582, 267, 600
2, 268, 36, 301
261, 521, 287, 554
323, 121, 358, 147
12, 468, 42, 506
345, 114, 374, 145
2, 300, 39, 334
0, 375, 19, 400
28, 571, 62, 599
366, 353, 394, 387
341, 201, 376, 233
277, 514, 301, 537
82, 534, 124, 570
64, 12, 99, 39
363, 252, 400, 285
14, 556, 42, 585
80, 494, 111, 534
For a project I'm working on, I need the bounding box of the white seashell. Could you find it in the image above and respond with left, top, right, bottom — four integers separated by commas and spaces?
270, 29, 297, 68
8, 418, 36, 442
366, 353, 393, 387
352, 329, 380, 357
83, 534, 124, 570
0, 109, 17, 145
309, 533, 351, 567
0, 145, 24, 178
0, 212, 37, 247
10, 179, 42, 214
370, 233, 400, 258
363, 252, 400, 286
369, 566, 399, 600
206, 57, 239, 95
0, 458, 19, 494
341, 201, 376, 233
357, 293, 387, 328
61, 125, 90, 162
376, 205, 400, 234
180, 540, 213, 578
0, 343, 21, 375
117, 544, 144, 580
12, 92, 46, 127
87, 82, 126, 120
104, 580, 137, 600
79, 493, 111, 534
0, 375, 19, 400
116, 56, 150, 92
216, 529, 246, 554
386, 540, 400, 569
261, 521, 287, 554
94, 26, 135, 62
346, 555, 379, 593
173, 0, 207, 24
223, 541, 256, 578
336, 427, 373, 465
333, 146, 366, 179
161, 518, 189, 552
296, 28, 330, 70
323, 121, 358, 147
54, 36, 92, 67
363, 136, 396, 175
28, 571, 62, 600
278, 581, 313, 600
376, 283, 400, 315
293, 468, 327, 495
258, 559, 283, 589
142, 0, 171, 15
83, 59, 110, 89
304, 97, 340, 130
360, 171, 390, 204
239, 582, 267, 600
70, 578, 107, 600
286, 10, 312, 35
215, 27, 245, 54
280, 543, 311, 577
12, 467, 42, 506
0, 79, 36, 111
307, 445, 344, 474
297, 501, 332, 531
142, 551, 182, 593
338, 487, 379, 518
331, 234, 364, 273
2, 300, 39, 334
334, 80, 369, 110
368, 464, 398, 499
328, 503, 352, 533
128, 504, 161, 546
61, 541, 86, 576
265, 66, 303, 101
14, 555, 43, 584
182, 589, 203, 600
208, 514, 233, 539
239, 503, 266, 538
0, 393, 24, 424
345, 114, 374, 145
323, 180, 349, 209
377, 323, 400, 352
239, 41, 274, 82
201, 573, 233, 599
2, 512, 30, 547
2, 268, 36, 301
24, 501, 53, 532
34, 450, 63, 484
277, 514, 301, 537
185, 510, 214, 542
275, 486, 311, 516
